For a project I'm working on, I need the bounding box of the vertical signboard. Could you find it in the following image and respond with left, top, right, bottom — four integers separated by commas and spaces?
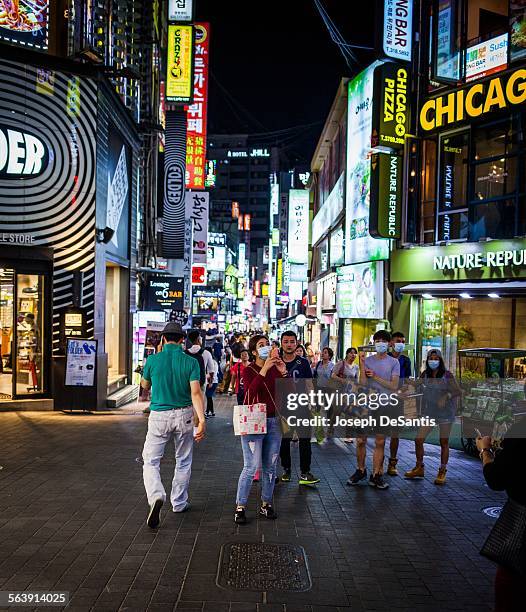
345, 63, 390, 265
287, 190, 309, 264
183, 218, 193, 313
162, 111, 187, 258
278, 192, 289, 246
371, 62, 410, 151
169, 0, 194, 21
186, 23, 210, 189
185, 191, 209, 264
166, 25, 194, 104
383, 0, 413, 62
370, 153, 402, 239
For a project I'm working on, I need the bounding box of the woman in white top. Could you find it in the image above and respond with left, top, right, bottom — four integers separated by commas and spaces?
331, 347, 359, 442
205, 348, 219, 417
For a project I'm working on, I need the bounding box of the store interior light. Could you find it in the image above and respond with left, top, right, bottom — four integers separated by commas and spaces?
488, 293, 500, 298
460, 293, 472, 299
422, 293, 433, 299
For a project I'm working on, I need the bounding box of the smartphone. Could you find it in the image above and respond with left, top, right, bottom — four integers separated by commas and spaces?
474, 427, 482, 438
270, 347, 280, 360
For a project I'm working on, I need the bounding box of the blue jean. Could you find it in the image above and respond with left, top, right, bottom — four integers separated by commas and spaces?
236, 417, 282, 506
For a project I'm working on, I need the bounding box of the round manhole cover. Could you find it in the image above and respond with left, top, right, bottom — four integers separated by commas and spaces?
483, 506, 502, 518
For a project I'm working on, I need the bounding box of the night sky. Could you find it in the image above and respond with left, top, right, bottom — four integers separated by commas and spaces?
196, 0, 376, 161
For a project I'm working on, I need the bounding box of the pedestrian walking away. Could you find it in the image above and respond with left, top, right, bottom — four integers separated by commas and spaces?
234, 334, 285, 525
279, 330, 320, 485
140, 322, 206, 529
204, 347, 218, 417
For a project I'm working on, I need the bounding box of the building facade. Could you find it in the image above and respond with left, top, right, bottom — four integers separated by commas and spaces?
392, 0, 526, 375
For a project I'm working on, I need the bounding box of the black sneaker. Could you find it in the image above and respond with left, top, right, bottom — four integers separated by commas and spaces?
369, 473, 389, 490
259, 504, 277, 520
299, 472, 320, 485
281, 469, 291, 482
146, 499, 163, 529
346, 469, 367, 486
234, 506, 247, 525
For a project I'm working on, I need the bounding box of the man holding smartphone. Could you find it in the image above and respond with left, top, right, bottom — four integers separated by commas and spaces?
279, 331, 320, 485
140, 322, 206, 528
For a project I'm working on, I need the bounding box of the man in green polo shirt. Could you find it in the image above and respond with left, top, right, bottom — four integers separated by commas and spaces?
141, 322, 206, 528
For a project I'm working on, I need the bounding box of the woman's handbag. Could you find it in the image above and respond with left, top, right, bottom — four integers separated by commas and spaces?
480, 498, 526, 575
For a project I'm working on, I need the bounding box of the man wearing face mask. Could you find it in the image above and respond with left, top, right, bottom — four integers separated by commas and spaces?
386, 332, 412, 476
348, 330, 400, 490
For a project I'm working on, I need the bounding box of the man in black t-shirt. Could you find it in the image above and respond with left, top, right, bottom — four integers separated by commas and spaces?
279, 331, 320, 486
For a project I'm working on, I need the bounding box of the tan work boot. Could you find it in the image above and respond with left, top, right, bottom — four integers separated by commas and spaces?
434, 467, 447, 485
404, 464, 425, 479
387, 458, 398, 476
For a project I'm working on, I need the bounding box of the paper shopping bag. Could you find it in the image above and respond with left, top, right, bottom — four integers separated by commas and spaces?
234, 403, 267, 435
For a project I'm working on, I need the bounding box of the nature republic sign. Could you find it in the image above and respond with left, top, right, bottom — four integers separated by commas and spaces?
390, 239, 526, 283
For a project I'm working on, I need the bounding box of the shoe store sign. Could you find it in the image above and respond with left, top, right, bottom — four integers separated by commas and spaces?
0, 126, 48, 177
391, 239, 526, 282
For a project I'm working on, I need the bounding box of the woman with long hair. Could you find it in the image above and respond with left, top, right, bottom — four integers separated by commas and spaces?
234, 334, 286, 524
405, 349, 461, 485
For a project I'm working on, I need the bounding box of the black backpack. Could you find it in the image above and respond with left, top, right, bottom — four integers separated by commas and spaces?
186, 348, 206, 386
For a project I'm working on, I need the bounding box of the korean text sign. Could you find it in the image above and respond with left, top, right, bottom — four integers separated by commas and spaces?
186, 23, 210, 189
185, 191, 209, 264
166, 25, 194, 104
287, 190, 309, 265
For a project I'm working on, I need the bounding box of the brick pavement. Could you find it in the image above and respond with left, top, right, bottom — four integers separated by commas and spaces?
0, 395, 506, 612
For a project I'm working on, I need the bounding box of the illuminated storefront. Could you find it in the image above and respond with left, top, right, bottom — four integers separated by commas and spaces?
391, 240, 526, 375
0, 59, 139, 408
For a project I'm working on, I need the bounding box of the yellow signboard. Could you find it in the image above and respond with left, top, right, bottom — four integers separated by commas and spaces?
166, 25, 194, 104
420, 69, 526, 131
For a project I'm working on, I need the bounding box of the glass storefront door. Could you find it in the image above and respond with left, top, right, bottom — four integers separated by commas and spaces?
0, 268, 14, 399
0, 266, 47, 399
15, 274, 45, 395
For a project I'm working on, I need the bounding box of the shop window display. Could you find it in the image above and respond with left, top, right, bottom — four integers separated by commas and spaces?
0, 268, 14, 399
15, 274, 44, 395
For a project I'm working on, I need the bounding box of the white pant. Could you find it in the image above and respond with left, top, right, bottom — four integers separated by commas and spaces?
142, 407, 194, 511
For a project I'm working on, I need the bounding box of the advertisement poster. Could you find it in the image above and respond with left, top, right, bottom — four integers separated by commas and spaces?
312, 173, 344, 245
166, 25, 194, 104
383, 0, 413, 62
65, 339, 97, 387
0, 0, 49, 50
163, 111, 187, 258
186, 23, 210, 189
511, 1, 526, 61
185, 191, 209, 264
466, 33, 508, 81
287, 189, 309, 264
345, 63, 390, 265
144, 277, 184, 311
336, 262, 384, 319
105, 126, 131, 260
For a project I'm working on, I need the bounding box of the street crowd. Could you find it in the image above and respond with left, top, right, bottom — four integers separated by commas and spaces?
139, 323, 526, 611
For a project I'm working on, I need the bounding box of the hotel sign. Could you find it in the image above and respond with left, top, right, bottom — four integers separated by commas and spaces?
420, 68, 526, 131
391, 239, 526, 282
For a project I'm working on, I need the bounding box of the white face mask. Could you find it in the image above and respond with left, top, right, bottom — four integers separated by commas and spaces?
375, 342, 388, 354
257, 345, 271, 359
394, 342, 405, 353
428, 359, 440, 370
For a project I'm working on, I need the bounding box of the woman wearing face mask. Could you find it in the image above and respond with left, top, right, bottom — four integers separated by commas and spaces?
405, 349, 461, 485
234, 334, 286, 524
